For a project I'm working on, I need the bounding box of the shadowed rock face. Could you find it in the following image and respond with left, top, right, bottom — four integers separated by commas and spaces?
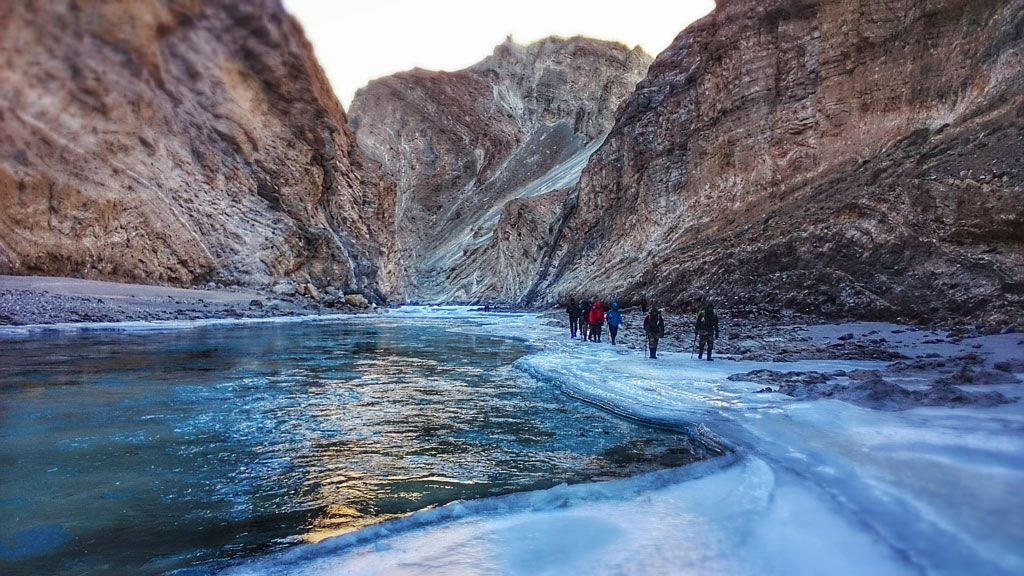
350, 37, 651, 303
528, 0, 1024, 329
0, 0, 398, 300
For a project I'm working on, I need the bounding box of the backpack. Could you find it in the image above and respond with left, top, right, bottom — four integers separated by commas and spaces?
696, 308, 716, 332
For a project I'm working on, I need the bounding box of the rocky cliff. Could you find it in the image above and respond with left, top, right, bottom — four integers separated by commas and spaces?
529, 0, 1024, 328
349, 37, 651, 302
0, 0, 398, 300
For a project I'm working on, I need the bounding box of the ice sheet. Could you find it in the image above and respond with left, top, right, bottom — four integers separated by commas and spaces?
222, 307, 1024, 575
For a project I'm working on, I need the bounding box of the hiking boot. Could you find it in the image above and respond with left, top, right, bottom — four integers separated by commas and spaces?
698, 353, 703, 359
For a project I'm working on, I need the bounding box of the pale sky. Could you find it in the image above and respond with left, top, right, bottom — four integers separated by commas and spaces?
282, 0, 716, 109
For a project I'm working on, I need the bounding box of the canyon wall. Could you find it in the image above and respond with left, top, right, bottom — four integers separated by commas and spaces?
0, 0, 398, 300
4, 0, 1020, 327
349, 37, 651, 302
529, 0, 1024, 327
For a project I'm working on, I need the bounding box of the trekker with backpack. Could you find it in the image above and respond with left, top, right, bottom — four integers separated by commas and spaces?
588, 301, 606, 342
579, 300, 591, 341
643, 307, 665, 359
605, 302, 624, 345
566, 298, 581, 338
695, 302, 720, 361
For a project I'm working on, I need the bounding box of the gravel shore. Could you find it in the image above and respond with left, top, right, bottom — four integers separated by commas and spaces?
0, 275, 341, 325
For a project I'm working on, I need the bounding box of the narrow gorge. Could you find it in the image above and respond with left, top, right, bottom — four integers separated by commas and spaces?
2, 0, 1022, 328
2, 3, 1024, 574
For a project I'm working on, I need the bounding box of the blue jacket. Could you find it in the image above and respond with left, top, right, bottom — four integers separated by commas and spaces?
606, 309, 623, 327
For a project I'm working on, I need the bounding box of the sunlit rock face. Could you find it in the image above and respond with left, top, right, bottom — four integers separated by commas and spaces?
0, 0, 398, 300
530, 0, 1024, 328
349, 37, 652, 302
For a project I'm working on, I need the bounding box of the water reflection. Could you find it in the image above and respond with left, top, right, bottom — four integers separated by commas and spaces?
0, 317, 720, 575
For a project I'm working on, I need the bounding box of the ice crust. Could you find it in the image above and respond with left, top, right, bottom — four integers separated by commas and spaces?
214, 307, 1024, 575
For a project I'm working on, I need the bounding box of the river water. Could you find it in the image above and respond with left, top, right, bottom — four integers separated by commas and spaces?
0, 313, 718, 575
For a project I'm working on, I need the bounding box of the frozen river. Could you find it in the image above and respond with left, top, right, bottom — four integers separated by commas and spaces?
227, 308, 1024, 576
3, 307, 1022, 575
0, 311, 718, 575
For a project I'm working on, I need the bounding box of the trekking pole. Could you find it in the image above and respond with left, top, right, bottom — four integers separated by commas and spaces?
642, 335, 648, 359
690, 333, 698, 359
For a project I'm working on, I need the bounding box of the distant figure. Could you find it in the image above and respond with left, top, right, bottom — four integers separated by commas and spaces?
588, 301, 606, 342
483, 304, 491, 313
605, 302, 624, 345
643, 307, 665, 359
695, 302, 720, 361
640, 297, 649, 314
566, 298, 581, 338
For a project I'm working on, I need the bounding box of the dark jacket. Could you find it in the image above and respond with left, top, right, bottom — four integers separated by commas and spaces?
644, 312, 665, 337
695, 307, 719, 338
566, 301, 581, 319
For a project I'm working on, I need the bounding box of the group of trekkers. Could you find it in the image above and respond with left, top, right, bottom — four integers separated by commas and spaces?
566, 300, 625, 344
565, 298, 719, 361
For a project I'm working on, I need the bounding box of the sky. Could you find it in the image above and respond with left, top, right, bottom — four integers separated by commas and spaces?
282, 0, 716, 109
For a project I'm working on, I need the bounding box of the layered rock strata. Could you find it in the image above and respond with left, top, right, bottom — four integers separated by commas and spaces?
349, 37, 651, 302
530, 0, 1024, 328
0, 0, 397, 300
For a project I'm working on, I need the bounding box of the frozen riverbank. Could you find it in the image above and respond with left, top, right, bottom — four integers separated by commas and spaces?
222, 307, 1024, 576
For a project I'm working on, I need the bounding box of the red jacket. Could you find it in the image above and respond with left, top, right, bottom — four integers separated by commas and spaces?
589, 304, 605, 324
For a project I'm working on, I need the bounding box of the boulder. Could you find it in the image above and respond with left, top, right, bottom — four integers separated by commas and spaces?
344, 294, 370, 309
298, 283, 321, 301
272, 281, 297, 296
